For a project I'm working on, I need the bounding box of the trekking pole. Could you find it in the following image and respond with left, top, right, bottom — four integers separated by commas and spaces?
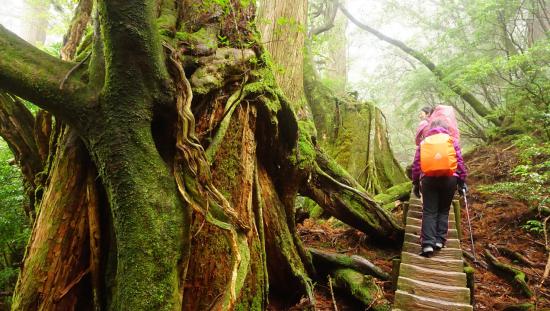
462, 188, 478, 262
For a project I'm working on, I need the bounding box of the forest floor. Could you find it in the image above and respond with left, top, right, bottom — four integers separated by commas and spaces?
462, 143, 549, 310
294, 142, 549, 310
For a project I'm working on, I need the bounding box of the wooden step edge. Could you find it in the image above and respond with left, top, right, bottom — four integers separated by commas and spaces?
402, 242, 462, 259
394, 290, 473, 311
399, 263, 467, 287
405, 225, 458, 238
404, 233, 461, 249
401, 251, 464, 272
397, 276, 470, 304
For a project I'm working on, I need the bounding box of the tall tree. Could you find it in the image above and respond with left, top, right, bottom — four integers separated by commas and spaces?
0, 0, 402, 310
257, 0, 307, 104
304, 0, 408, 194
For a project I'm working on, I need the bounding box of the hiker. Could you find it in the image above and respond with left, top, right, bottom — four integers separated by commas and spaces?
415, 106, 433, 145
411, 119, 467, 257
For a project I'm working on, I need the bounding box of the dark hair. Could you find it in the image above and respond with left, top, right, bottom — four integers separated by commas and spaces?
430, 119, 448, 130
421, 106, 434, 115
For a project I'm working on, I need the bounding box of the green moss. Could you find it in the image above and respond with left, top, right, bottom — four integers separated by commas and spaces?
175, 28, 218, 49
463, 266, 475, 274
287, 121, 316, 169
374, 181, 412, 205
331, 269, 391, 311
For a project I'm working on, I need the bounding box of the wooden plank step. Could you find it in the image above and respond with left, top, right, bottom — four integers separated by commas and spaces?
407, 210, 423, 219
404, 233, 460, 249
402, 242, 462, 260
399, 263, 467, 287
400, 252, 464, 272
407, 217, 456, 230
397, 276, 470, 304
405, 225, 458, 239
394, 290, 473, 311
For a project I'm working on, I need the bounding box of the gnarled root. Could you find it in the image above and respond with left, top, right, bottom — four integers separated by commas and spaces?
301, 148, 404, 242
484, 249, 533, 297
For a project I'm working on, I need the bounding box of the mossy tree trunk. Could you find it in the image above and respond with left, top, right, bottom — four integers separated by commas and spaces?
303, 49, 407, 194
0, 1, 403, 310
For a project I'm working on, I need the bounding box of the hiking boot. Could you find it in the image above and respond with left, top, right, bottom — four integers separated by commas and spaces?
420, 245, 434, 257
435, 242, 444, 250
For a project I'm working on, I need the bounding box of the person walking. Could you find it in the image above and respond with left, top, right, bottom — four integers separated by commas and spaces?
412, 119, 467, 257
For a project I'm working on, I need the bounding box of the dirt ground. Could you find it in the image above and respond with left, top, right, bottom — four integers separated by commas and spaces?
462, 143, 549, 310
290, 143, 549, 310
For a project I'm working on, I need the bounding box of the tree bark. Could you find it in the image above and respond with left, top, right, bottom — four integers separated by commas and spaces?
11, 129, 101, 311
0, 1, 405, 309
257, 0, 308, 104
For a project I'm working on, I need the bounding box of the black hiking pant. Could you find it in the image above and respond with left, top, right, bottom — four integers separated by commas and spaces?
420, 176, 457, 248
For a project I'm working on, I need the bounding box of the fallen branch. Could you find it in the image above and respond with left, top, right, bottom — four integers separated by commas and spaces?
484, 249, 533, 297
309, 248, 390, 280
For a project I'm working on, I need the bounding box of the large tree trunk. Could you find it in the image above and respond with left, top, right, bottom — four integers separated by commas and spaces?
257, 0, 307, 104
0, 1, 403, 310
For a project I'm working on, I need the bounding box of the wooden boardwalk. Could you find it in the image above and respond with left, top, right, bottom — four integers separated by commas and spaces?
393, 197, 473, 311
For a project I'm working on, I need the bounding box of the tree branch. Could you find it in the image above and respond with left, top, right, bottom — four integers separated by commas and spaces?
97, 0, 170, 101
0, 25, 91, 122
338, 4, 497, 124
309, 0, 339, 36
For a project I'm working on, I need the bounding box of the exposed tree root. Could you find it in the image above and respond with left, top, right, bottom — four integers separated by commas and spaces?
301, 148, 404, 242
309, 248, 389, 281
484, 249, 533, 297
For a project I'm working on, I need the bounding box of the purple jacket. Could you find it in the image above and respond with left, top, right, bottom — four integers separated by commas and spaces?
412, 127, 467, 183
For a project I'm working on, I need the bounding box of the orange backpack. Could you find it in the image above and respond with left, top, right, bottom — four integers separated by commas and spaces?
420, 133, 457, 176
